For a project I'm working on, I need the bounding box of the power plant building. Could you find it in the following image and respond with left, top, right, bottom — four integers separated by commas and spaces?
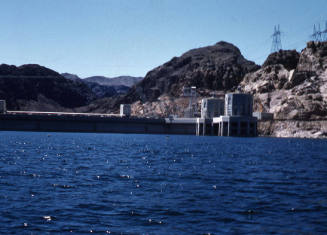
201, 98, 224, 119
196, 93, 257, 137
225, 93, 253, 116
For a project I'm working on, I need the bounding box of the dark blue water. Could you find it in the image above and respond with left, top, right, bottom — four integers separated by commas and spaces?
0, 131, 327, 234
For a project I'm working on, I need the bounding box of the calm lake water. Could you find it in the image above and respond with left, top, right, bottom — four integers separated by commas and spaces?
0, 131, 326, 234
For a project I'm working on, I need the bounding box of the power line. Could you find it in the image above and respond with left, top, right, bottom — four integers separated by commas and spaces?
271, 25, 282, 53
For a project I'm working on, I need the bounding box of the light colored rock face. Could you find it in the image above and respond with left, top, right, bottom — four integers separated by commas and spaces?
130, 89, 225, 118
131, 95, 200, 118
258, 120, 327, 139
239, 42, 327, 121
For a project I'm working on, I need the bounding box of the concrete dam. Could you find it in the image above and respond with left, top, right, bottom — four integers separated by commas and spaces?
0, 93, 263, 137
0, 111, 197, 135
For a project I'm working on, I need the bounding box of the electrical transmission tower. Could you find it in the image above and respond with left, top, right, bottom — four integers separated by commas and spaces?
322, 21, 327, 41
311, 23, 322, 42
271, 25, 282, 53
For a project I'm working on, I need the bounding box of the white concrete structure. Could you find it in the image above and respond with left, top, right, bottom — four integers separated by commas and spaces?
196, 118, 213, 136
196, 93, 258, 137
212, 116, 257, 137
225, 93, 253, 116
120, 104, 131, 117
201, 98, 224, 119
0, 100, 6, 114
183, 86, 197, 118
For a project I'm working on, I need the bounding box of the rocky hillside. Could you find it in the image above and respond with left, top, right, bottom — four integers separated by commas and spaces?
239, 41, 327, 137
121, 41, 259, 104
0, 64, 97, 111
239, 42, 327, 120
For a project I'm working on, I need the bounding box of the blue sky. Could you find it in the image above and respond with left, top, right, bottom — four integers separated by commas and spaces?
0, 0, 326, 78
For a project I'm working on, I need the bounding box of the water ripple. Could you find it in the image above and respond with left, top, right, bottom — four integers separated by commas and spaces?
0, 132, 326, 234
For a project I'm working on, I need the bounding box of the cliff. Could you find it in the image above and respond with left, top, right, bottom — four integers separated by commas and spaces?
239, 41, 327, 138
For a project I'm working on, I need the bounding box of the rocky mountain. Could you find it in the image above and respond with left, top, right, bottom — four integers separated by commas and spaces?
239, 41, 327, 138
0, 64, 97, 111
239, 42, 327, 120
81, 41, 259, 114
83, 41, 260, 115
84, 76, 143, 87
121, 41, 259, 104
262, 49, 300, 70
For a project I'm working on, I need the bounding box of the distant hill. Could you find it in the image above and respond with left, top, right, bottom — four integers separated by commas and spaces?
84, 76, 143, 87
61, 73, 81, 81
62, 73, 131, 97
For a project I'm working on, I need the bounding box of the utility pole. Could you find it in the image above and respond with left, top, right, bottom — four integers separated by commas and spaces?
271, 25, 282, 53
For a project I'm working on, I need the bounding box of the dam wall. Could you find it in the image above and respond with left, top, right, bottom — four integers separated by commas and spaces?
0, 112, 197, 135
